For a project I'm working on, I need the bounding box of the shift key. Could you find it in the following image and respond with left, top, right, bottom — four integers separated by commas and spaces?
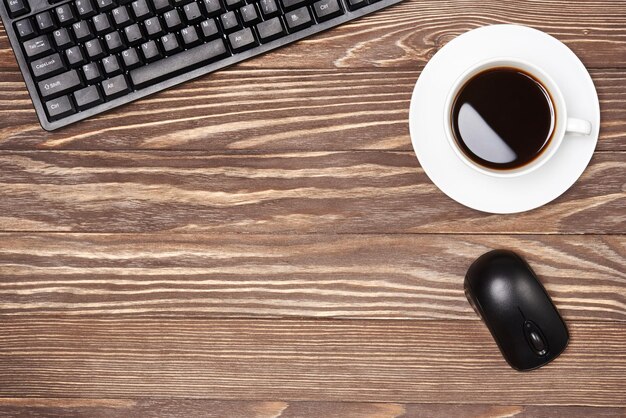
38, 69, 82, 99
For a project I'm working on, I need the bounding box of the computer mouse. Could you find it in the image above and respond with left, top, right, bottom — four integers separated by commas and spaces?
464, 250, 569, 371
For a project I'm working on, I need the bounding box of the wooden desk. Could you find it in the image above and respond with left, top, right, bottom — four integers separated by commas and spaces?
1, 0, 625, 416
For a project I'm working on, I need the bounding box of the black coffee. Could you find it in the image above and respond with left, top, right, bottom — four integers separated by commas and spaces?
451, 67, 555, 170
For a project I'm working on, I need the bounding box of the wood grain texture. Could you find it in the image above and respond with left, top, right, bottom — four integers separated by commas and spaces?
1, 399, 624, 418
1, 1, 626, 150
0, 68, 625, 151
0, 233, 624, 320
0, 318, 625, 406
2, 0, 626, 71
0, 151, 623, 234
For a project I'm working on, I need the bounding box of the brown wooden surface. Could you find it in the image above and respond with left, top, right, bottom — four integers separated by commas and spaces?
1, 0, 625, 416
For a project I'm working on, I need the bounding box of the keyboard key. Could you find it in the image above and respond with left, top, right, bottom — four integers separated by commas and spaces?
75, 0, 96, 18
281, 0, 306, 10
256, 16, 284, 42
144, 16, 164, 37
5, 0, 29, 18
202, 0, 222, 16
82, 61, 103, 82
183, 2, 202, 23
96, 0, 115, 11
313, 0, 342, 21
347, 0, 365, 10
104, 31, 125, 52
219, 11, 239, 32
130, 38, 228, 88
258, 0, 278, 17
228, 27, 256, 52
284, 6, 311, 31
45, 95, 75, 120
74, 85, 103, 109
101, 74, 130, 99
92, 12, 112, 34
140, 39, 162, 61
85, 38, 106, 59
53, 27, 74, 48
38, 69, 82, 99
172, 0, 192, 6
112, 5, 132, 27
121, 47, 142, 68
151, 0, 170, 13
23, 35, 54, 60
132, 0, 152, 19
180, 26, 200, 46
239, 4, 259, 25
65, 45, 87, 66
163, 9, 183, 30
55, 3, 76, 25
30, 52, 66, 79
15, 18, 36, 40
101, 54, 122, 74
124, 23, 145, 44
35, 11, 56, 33
72, 20, 93, 41
160, 33, 181, 55
224, 0, 242, 9
199, 18, 219, 39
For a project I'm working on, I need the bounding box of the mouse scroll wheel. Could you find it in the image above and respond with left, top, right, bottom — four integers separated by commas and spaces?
523, 320, 548, 356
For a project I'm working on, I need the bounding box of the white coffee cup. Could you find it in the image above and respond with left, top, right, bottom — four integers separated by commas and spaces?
443, 57, 593, 178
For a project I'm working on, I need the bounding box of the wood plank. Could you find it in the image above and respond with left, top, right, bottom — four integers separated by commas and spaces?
0, 399, 624, 418
0, 68, 624, 151
2, 0, 626, 71
0, 233, 624, 320
0, 151, 623, 234
0, 318, 624, 406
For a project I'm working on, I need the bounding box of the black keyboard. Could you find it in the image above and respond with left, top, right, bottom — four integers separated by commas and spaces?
1, 0, 402, 130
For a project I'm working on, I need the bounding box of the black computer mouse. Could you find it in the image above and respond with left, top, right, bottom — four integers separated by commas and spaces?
464, 250, 569, 371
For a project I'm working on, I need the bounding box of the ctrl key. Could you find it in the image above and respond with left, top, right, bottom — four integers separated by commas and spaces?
45, 95, 75, 121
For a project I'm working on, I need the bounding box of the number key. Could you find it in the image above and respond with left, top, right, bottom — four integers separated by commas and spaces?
75, 0, 96, 18
55, 3, 77, 25
36, 11, 56, 33
97, 0, 115, 10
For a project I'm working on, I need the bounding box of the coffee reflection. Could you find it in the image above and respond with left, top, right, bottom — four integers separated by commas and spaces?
451, 68, 555, 170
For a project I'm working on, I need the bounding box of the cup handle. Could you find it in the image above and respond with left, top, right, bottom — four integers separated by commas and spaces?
566, 117, 593, 136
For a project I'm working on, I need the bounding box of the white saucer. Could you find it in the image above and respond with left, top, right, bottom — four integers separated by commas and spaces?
409, 25, 600, 214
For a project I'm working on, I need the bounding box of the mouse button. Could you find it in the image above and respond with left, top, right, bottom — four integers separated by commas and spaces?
523, 320, 548, 356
